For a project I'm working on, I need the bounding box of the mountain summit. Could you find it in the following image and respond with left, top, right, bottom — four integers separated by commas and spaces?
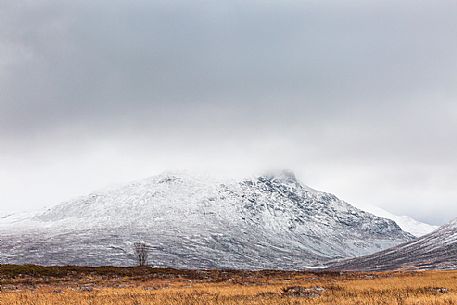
0, 172, 413, 269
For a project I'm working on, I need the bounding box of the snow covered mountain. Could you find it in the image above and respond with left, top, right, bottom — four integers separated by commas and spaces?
0, 171, 414, 269
359, 205, 438, 237
330, 218, 457, 271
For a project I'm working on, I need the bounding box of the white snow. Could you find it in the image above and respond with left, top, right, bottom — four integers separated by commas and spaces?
331, 216, 457, 271
0, 171, 414, 269
360, 205, 438, 237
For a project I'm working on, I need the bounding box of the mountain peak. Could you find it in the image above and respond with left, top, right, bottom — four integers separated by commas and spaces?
0, 171, 413, 269
258, 170, 319, 194
269, 169, 296, 179
447, 218, 457, 228
263, 169, 297, 183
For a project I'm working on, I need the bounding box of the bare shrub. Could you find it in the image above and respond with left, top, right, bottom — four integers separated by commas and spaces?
133, 242, 151, 267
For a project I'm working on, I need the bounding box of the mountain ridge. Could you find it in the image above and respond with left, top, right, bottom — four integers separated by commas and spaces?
359, 205, 438, 237
0, 171, 414, 269
329, 217, 457, 271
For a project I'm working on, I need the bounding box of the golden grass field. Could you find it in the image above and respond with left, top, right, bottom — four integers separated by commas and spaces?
0, 265, 456, 304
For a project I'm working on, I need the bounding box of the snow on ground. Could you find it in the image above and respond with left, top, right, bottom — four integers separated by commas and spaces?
360, 205, 438, 237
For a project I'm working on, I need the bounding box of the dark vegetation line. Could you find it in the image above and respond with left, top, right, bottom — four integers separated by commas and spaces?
0, 264, 384, 280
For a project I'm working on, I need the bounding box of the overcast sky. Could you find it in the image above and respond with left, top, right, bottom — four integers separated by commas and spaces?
1, 0, 456, 225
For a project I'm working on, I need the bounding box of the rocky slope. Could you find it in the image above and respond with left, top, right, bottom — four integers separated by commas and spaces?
360, 205, 438, 237
0, 171, 414, 269
330, 218, 457, 271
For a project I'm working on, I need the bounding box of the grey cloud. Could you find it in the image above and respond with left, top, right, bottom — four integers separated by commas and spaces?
0, 0, 456, 224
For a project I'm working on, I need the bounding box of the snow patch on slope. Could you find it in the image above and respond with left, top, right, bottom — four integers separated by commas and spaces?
358, 205, 438, 237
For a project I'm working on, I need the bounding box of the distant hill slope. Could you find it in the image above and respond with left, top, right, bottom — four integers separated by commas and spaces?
359, 205, 439, 237
330, 218, 457, 271
0, 171, 413, 269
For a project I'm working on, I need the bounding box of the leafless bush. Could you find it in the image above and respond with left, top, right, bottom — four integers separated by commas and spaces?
133, 242, 151, 267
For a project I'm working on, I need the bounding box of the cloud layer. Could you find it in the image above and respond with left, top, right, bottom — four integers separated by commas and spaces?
1, 0, 457, 224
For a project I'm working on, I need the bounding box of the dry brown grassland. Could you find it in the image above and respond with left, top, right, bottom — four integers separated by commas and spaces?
0, 265, 456, 304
